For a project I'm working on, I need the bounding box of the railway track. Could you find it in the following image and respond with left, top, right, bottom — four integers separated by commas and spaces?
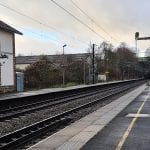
0, 80, 145, 150
0, 80, 139, 111
0, 85, 120, 121
0, 84, 116, 112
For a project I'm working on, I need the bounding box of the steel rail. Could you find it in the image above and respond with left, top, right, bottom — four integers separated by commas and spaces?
0, 86, 120, 121
0, 79, 141, 111
0, 86, 112, 113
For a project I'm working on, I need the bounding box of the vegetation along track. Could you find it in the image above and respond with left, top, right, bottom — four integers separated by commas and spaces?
0, 80, 145, 150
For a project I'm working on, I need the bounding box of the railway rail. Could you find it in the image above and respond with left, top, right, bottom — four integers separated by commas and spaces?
0, 80, 142, 121
0, 80, 146, 150
0, 79, 142, 111
0, 85, 120, 121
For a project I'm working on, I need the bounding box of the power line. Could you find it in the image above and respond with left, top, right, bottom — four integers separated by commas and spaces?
0, 2, 88, 46
50, 0, 107, 41
70, 0, 119, 42
7, 22, 66, 45
70, 0, 94, 22
8, 21, 87, 50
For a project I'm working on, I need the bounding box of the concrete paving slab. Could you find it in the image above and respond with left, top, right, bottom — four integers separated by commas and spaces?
70, 121, 93, 128
56, 126, 83, 136
56, 141, 86, 150
88, 112, 104, 117
80, 116, 100, 122
83, 125, 104, 132
30, 134, 70, 150
69, 131, 96, 142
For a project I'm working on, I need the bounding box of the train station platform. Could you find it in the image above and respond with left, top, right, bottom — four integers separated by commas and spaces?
0, 87, 64, 100
0, 80, 128, 101
27, 84, 147, 150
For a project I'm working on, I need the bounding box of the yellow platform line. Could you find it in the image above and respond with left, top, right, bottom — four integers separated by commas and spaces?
116, 93, 150, 150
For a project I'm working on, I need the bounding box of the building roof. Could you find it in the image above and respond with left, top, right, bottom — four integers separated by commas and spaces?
0, 20, 22, 35
16, 53, 91, 65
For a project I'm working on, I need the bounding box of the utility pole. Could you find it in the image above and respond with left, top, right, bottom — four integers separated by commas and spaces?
135, 38, 138, 57
135, 32, 139, 57
106, 49, 109, 81
92, 44, 95, 84
83, 59, 86, 84
62, 44, 67, 87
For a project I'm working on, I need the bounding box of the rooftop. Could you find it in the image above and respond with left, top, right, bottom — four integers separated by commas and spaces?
16, 53, 91, 64
0, 20, 22, 35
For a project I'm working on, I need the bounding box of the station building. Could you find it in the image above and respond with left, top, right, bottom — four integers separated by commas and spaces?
0, 20, 22, 92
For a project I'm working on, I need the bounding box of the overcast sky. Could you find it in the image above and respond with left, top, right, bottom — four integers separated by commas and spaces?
0, 0, 150, 56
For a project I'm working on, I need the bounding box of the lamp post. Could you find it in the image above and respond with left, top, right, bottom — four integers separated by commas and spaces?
62, 44, 67, 87
92, 44, 95, 84
92, 44, 98, 84
82, 56, 89, 84
135, 32, 139, 57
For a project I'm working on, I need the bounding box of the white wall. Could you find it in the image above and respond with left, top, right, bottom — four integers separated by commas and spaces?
0, 31, 14, 86
16, 64, 29, 70
98, 74, 106, 81
1, 54, 14, 86
0, 31, 13, 53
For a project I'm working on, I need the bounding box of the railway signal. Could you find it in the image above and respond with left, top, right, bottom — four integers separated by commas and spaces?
135, 32, 139, 40
135, 32, 150, 57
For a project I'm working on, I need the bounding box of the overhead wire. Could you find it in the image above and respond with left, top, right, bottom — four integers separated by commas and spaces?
0, 2, 89, 46
70, 0, 119, 42
50, 0, 107, 41
5, 21, 85, 50
8, 23, 66, 45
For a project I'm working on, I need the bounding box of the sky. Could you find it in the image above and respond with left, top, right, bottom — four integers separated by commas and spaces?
0, 0, 150, 56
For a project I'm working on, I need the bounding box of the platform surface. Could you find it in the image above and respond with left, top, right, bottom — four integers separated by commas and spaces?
27, 84, 147, 150
82, 86, 150, 150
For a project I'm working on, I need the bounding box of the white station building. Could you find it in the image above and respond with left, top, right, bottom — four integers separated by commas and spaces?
0, 20, 22, 91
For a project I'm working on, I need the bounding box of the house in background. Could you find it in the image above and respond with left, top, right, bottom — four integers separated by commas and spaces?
0, 20, 22, 92
16, 53, 91, 70
16, 53, 96, 84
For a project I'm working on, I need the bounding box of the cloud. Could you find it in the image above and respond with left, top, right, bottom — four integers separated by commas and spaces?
0, 0, 150, 56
